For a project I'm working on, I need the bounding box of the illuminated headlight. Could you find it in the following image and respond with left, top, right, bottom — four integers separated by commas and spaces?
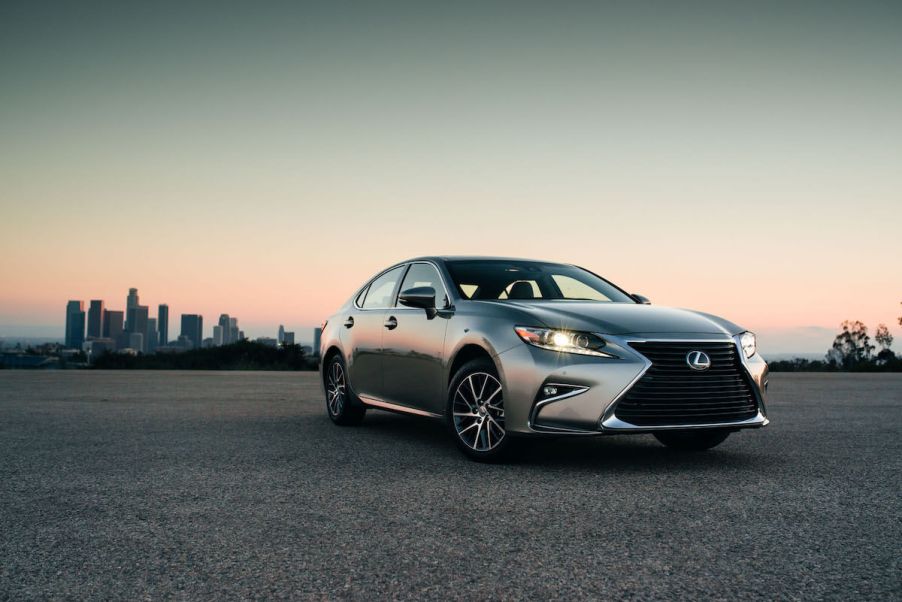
514, 326, 615, 358
740, 331, 757, 358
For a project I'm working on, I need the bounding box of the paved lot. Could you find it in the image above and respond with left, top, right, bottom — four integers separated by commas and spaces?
0, 371, 899, 600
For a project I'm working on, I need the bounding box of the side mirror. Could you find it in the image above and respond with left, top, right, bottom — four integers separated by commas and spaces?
399, 286, 436, 310
632, 293, 651, 305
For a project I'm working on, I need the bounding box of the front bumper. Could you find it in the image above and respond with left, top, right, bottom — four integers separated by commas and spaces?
495, 333, 769, 436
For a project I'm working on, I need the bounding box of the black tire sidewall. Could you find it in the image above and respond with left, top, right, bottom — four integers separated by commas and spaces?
325, 354, 365, 425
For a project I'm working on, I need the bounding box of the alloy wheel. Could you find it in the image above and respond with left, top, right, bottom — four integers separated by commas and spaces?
327, 360, 346, 417
452, 372, 505, 451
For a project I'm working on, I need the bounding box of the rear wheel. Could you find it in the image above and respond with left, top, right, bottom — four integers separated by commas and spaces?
325, 354, 365, 426
654, 429, 730, 451
447, 358, 513, 462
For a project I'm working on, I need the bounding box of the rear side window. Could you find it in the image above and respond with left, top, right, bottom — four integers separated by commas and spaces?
362, 266, 405, 309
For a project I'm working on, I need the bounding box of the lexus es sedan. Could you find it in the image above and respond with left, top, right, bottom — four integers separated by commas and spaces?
320, 257, 769, 461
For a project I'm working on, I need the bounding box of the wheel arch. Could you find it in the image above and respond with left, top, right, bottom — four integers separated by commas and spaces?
321, 345, 344, 385
447, 343, 498, 384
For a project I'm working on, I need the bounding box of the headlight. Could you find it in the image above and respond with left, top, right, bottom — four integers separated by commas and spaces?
740, 331, 757, 358
514, 326, 615, 358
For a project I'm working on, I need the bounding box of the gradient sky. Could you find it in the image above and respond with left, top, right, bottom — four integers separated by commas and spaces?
1, 1, 900, 353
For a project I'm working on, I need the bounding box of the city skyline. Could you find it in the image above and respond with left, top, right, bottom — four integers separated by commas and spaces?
1, 2, 900, 355
56, 286, 318, 357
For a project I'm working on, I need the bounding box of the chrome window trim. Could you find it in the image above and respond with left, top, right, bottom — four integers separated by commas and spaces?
394, 260, 453, 310
353, 260, 454, 311
354, 264, 409, 311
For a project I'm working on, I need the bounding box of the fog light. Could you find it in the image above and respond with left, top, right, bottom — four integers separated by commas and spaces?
542, 385, 558, 397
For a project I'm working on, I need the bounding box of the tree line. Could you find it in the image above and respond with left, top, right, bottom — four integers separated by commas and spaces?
92, 340, 319, 371
769, 302, 901, 372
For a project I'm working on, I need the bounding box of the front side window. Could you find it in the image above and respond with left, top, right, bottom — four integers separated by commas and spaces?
398, 263, 448, 307
362, 266, 405, 309
445, 260, 634, 303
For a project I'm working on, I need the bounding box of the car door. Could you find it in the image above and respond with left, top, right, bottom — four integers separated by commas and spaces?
381, 262, 452, 414
341, 265, 406, 400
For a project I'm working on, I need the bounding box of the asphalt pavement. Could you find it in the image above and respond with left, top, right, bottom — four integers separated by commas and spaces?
1, 370, 899, 600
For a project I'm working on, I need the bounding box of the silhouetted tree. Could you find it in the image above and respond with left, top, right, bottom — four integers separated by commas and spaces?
829, 320, 874, 368
875, 323, 895, 364
875, 324, 893, 351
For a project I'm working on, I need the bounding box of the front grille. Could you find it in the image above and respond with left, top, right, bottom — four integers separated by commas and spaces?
613, 342, 758, 426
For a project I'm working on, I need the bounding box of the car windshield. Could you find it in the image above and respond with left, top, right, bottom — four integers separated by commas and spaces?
445, 260, 636, 303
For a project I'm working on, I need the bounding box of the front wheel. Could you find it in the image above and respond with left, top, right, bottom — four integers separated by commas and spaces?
325, 354, 365, 426
654, 429, 730, 451
447, 358, 514, 462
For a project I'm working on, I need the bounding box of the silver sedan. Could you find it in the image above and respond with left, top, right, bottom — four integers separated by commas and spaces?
320, 257, 769, 461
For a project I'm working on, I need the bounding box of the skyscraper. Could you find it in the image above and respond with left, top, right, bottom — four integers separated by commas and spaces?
229, 317, 238, 343
218, 314, 231, 345
180, 314, 203, 350
125, 288, 139, 330
86, 300, 104, 339
158, 304, 169, 346
126, 305, 149, 352
103, 310, 125, 349
278, 325, 285, 344
213, 325, 224, 346
146, 318, 158, 353
65, 301, 85, 349
313, 327, 322, 357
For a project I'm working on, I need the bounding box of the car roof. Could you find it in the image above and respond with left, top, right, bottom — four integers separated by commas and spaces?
406, 256, 561, 264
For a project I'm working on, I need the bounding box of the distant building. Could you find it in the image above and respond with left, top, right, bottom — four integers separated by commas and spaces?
313, 327, 322, 357
278, 325, 285, 344
257, 337, 278, 347
65, 300, 85, 349
202, 337, 214, 348
213, 325, 224, 346
238, 330, 245, 341
127, 305, 149, 352
87, 300, 104, 339
125, 288, 139, 329
229, 317, 238, 343
180, 314, 203, 350
158, 304, 169, 346
176, 334, 194, 349
218, 314, 231, 344
128, 332, 144, 353
282, 331, 295, 346
83, 338, 115, 363
103, 310, 124, 349
146, 318, 158, 353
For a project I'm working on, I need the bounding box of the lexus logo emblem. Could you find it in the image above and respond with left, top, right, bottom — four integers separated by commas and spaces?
686, 350, 711, 371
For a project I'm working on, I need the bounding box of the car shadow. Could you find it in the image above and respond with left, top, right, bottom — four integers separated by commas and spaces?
341, 411, 761, 473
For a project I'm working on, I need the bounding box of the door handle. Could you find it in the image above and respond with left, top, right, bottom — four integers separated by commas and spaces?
384, 316, 398, 330
343, 317, 354, 328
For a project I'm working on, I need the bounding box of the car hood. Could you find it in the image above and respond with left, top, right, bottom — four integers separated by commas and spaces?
504, 301, 743, 336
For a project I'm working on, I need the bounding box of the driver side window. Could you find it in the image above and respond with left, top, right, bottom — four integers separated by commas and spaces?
398, 263, 448, 308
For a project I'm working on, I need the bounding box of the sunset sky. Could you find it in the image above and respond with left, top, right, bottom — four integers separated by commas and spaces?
1, 1, 900, 354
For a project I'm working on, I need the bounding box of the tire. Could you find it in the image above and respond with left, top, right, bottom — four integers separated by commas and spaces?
654, 429, 730, 451
324, 354, 366, 426
447, 358, 514, 462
